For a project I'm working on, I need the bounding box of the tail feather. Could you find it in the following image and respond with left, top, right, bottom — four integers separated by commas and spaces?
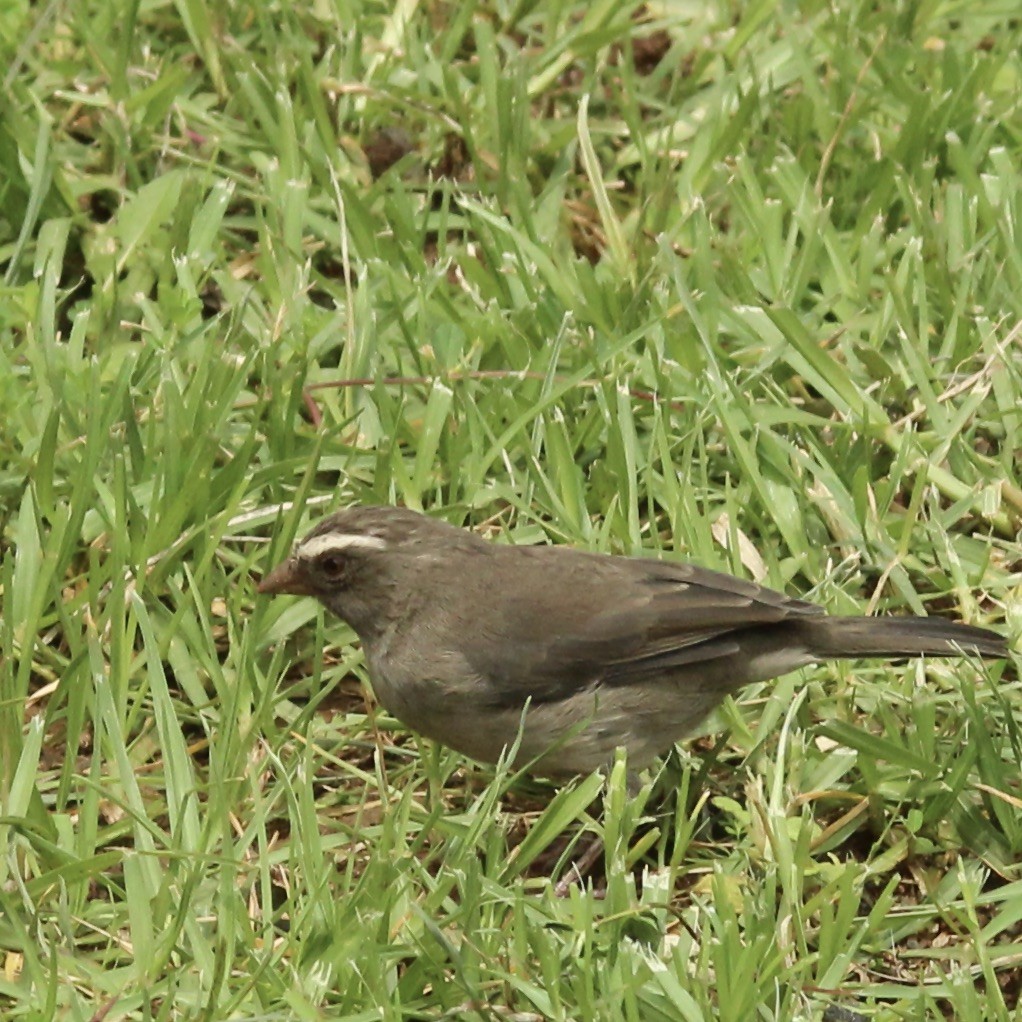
804, 616, 1007, 661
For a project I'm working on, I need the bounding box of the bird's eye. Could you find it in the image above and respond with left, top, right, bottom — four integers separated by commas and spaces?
317, 554, 346, 580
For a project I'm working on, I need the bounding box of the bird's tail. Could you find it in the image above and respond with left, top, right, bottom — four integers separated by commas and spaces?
803, 616, 1007, 661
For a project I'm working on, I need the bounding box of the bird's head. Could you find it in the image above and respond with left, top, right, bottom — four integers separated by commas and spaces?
257, 506, 480, 635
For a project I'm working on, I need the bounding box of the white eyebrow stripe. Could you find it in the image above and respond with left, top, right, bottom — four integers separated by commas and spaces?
298, 533, 388, 559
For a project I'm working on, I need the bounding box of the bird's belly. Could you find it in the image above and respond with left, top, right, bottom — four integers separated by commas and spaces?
366, 655, 721, 775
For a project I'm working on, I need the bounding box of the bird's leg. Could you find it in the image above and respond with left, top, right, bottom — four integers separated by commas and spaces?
554, 834, 607, 897
553, 764, 645, 897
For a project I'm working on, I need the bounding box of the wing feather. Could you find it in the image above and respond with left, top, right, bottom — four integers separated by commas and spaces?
459, 548, 821, 709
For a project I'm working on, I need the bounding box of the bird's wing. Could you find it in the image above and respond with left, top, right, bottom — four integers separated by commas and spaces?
460, 550, 823, 709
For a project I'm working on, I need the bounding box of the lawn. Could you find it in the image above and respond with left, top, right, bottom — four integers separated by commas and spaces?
1, 1, 1020, 1019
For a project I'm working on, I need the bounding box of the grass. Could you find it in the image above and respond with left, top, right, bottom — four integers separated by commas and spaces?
1, 0, 1020, 1018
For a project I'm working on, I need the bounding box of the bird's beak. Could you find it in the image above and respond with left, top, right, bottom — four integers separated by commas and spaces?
257, 558, 316, 596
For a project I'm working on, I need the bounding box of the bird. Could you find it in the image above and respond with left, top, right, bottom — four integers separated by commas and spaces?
257, 505, 1007, 777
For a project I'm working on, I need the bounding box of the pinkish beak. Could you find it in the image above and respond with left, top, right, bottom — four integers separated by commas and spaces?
257, 559, 316, 596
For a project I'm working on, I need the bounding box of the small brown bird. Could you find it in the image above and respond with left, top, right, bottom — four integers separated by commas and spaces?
258, 506, 1006, 776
